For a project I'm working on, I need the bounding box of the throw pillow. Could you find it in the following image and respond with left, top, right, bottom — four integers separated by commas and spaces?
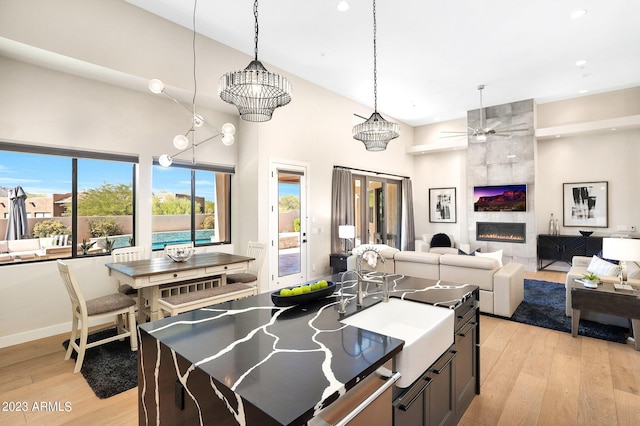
430, 233, 451, 248
586, 255, 620, 277
458, 248, 480, 256
476, 250, 503, 268
596, 249, 619, 265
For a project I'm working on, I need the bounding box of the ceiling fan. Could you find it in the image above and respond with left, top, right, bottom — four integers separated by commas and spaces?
442, 84, 528, 141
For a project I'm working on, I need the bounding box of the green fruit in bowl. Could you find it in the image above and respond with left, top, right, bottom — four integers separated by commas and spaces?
318, 280, 328, 288
291, 287, 303, 296
301, 285, 311, 293
279, 288, 292, 297
310, 282, 319, 291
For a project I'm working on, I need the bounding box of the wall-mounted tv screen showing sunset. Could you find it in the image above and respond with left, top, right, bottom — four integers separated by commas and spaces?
473, 184, 527, 212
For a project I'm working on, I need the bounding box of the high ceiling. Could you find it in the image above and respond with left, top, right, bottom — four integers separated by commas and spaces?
130, 1, 640, 126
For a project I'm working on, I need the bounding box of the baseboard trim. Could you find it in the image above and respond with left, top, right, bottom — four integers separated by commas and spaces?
0, 317, 111, 349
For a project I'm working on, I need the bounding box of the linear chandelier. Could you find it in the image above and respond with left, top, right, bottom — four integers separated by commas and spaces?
218, 0, 292, 122
352, 0, 399, 151
150, 0, 235, 168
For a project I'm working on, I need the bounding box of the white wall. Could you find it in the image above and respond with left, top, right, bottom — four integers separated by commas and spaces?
411, 90, 640, 260
237, 72, 414, 290
411, 118, 468, 243
536, 131, 640, 236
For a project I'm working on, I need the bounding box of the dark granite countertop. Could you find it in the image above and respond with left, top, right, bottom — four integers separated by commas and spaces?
139, 273, 478, 425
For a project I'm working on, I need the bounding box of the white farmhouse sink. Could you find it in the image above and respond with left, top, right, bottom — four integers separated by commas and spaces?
341, 298, 454, 388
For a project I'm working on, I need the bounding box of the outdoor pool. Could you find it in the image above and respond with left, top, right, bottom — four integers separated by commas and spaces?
151, 230, 216, 250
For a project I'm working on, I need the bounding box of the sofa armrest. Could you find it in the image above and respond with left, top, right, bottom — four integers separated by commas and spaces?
440, 253, 498, 270
572, 256, 592, 267
414, 239, 428, 252
493, 262, 524, 317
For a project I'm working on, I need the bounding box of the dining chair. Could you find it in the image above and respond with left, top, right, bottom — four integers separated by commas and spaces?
57, 260, 138, 373
163, 242, 194, 258
226, 242, 266, 290
111, 246, 148, 296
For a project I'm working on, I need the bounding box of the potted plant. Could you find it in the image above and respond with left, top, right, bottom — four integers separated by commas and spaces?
80, 238, 96, 255
104, 237, 115, 253
582, 272, 599, 288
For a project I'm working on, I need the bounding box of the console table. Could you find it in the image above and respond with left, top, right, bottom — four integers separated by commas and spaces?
537, 234, 603, 270
571, 283, 640, 350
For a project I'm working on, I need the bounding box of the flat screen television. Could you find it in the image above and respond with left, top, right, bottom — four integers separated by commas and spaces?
473, 184, 527, 212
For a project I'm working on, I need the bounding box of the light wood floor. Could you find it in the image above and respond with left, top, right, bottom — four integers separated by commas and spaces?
1, 270, 639, 425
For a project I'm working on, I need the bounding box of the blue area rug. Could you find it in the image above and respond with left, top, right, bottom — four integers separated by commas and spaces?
508, 279, 629, 344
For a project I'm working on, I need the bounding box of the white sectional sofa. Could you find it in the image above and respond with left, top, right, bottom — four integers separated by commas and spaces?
347, 241, 525, 318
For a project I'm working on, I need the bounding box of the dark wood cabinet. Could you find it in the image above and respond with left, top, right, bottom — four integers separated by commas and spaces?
537, 234, 603, 269
427, 350, 457, 426
393, 347, 456, 426
393, 292, 479, 426
453, 307, 478, 423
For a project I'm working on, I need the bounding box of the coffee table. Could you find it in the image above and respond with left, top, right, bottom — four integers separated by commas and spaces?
571, 282, 640, 350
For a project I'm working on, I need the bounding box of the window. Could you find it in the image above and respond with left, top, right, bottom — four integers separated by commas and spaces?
352, 173, 402, 249
152, 161, 232, 250
0, 142, 137, 264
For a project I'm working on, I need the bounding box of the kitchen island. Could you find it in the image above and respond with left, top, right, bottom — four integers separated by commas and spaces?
138, 274, 479, 425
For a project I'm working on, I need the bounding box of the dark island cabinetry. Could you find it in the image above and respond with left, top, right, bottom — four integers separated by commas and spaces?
393, 290, 479, 426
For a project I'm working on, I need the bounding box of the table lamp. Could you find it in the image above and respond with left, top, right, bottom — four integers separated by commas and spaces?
602, 237, 640, 284
338, 225, 355, 253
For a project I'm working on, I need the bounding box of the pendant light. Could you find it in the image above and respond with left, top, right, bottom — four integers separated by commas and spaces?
150, 0, 235, 168
218, 0, 292, 122
352, 0, 400, 151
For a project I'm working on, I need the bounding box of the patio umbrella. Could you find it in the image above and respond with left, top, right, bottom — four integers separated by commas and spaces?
5, 186, 28, 240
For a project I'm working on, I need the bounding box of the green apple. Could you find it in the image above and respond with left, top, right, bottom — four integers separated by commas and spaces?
301, 285, 311, 293
291, 287, 303, 296
279, 288, 292, 297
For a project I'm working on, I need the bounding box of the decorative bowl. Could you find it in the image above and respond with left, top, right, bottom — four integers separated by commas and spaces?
166, 248, 195, 262
579, 230, 593, 237
271, 281, 336, 307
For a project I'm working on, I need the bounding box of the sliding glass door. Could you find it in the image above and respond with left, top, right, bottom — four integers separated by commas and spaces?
352, 174, 401, 249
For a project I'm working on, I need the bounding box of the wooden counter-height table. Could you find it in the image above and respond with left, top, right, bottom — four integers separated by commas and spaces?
105, 252, 253, 321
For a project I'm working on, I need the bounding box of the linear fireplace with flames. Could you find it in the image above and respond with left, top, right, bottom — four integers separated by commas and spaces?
476, 222, 526, 243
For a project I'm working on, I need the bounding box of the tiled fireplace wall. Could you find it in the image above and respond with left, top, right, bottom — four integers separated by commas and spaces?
466, 99, 537, 271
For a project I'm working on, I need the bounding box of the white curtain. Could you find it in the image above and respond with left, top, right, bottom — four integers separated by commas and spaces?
401, 178, 415, 251
331, 168, 353, 253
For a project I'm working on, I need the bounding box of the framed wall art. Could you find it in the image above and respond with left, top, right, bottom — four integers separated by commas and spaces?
429, 187, 456, 223
562, 181, 608, 227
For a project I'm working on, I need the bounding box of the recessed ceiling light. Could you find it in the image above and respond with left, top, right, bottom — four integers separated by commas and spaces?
337, 1, 349, 12
571, 9, 587, 19
579, 89, 588, 94
575, 59, 587, 67
555, 135, 561, 138
611, 128, 617, 131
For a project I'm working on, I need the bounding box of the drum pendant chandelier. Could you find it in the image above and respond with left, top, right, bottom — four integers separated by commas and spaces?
352, 0, 400, 151
218, 0, 292, 122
